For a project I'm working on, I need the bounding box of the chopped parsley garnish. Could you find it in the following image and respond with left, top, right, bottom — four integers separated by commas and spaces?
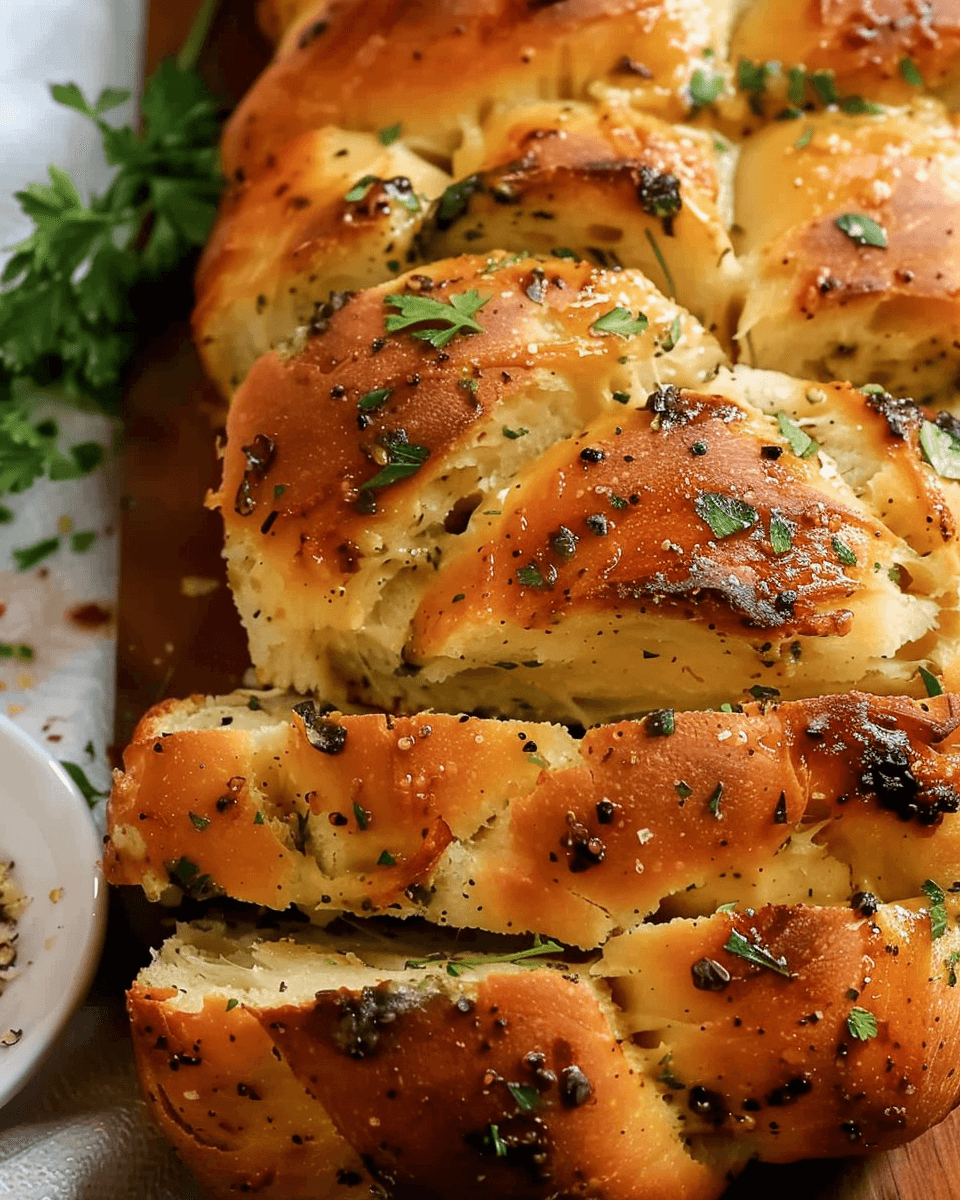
164, 855, 220, 901
839, 96, 884, 115
487, 1124, 508, 1157
723, 927, 792, 977
737, 58, 774, 94
502, 426, 528, 439
919, 666, 944, 697
646, 709, 675, 737
657, 1052, 685, 1090
527, 755, 548, 769
344, 174, 378, 203
506, 1083, 541, 1112
770, 513, 792, 555
61, 761, 108, 807
922, 878, 947, 940
405, 934, 564, 976
378, 122, 402, 145
707, 782, 723, 818
384, 289, 488, 348
12, 536, 59, 570
795, 127, 813, 150
357, 387, 392, 412
660, 315, 681, 352
377, 849, 396, 866
788, 66, 806, 106
353, 801, 369, 830
590, 307, 649, 338
832, 537, 857, 566
834, 213, 888, 249
609, 492, 628, 510
644, 228, 676, 297
694, 492, 758, 539
550, 525, 579, 561
0, 643, 32, 660
188, 811, 210, 831
247, 695, 261, 711
748, 684, 781, 701
689, 66, 724, 109
253, 810, 264, 824
900, 57, 924, 87
919, 420, 960, 479
362, 432, 430, 490
70, 530, 96, 552
612, 391, 631, 404
847, 1006, 878, 1041
946, 949, 960, 987
776, 412, 818, 458
517, 562, 554, 590
225, 997, 239, 1011
675, 781, 693, 800
810, 70, 838, 106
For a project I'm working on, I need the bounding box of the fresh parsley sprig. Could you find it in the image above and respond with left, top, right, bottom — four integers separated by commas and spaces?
404, 933, 564, 977
384, 289, 488, 349
0, 0, 223, 502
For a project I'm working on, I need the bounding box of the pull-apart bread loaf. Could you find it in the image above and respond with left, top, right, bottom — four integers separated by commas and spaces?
118, 1, 960, 1195
210, 253, 960, 722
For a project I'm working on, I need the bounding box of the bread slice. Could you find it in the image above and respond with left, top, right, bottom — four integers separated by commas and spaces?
130, 893, 960, 1199
105, 689, 960, 949
209, 250, 960, 720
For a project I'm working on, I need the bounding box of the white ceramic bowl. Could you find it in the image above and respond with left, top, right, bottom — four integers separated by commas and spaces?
0, 715, 107, 1109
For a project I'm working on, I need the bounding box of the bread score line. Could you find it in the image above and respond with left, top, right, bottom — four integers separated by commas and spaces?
105, 689, 960, 949
129, 893, 960, 1200
209, 253, 960, 724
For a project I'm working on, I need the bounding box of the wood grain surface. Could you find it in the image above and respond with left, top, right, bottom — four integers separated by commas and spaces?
115, 3, 960, 1197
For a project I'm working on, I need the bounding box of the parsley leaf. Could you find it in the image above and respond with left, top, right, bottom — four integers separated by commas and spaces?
847, 1007, 878, 1041
590, 307, 649, 337
923, 878, 948, 940
834, 213, 888, 249
832, 536, 857, 566
900, 57, 924, 87
694, 492, 758, 539
810, 70, 838, 106
776, 412, 819, 458
61, 760, 108, 808
723, 927, 793, 977
795, 127, 813, 150
770, 513, 792, 555
378, 122, 402, 145
919, 666, 944, 697
919, 420, 960, 479
690, 67, 724, 109
357, 387, 392, 412
362, 432, 430, 490
506, 1083, 540, 1112
344, 174, 378, 203
404, 934, 564, 976
384, 289, 488, 348
13, 536, 59, 570
377, 849, 396, 866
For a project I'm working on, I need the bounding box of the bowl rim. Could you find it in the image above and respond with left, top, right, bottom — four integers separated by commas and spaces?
0, 714, 108, 1111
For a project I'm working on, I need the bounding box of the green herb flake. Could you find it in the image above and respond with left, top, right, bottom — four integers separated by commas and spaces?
647, 709, 675, 737
377, 849, 396, 866
609, 492, 628, 510
770, 513, 792, 556
776, 412, 819, 458
748, 684, 781, 701
847, 1006, 878, 1041
657, 1052, 685, 1090
247, 695, 262, 711
788, 65, 807, 106
253, 810, 265, 825
353, 801, 369, 830
406, 934, 563, 976
612, 391, 631, 405
517, 562, 552, 590
900, 57, 924, 87
834, 212, 888, 249
0, 643, 33, 660
675, 781, 693, 800
13, 537, 59, 571
70, 530, 96, 553
946, 949, 960, 987
661, 315, 682, 352
832, 536, 857, 567
0, 506, 12, 524
488, 1124, 508, 1157
919, 420, 960, 480
737, 58, 775, 93
706, 782, 723, 818
694, 492, 758, 539
61, 760, 108, 808
226, 997, 239, 1012
644, 227, 676, 297
922, 878, 948, 940
384, 289, 488, 349
810, 70, 839, 106
839, 95, 884, 115
590, 307, 649, 338
716, 901, 738, 913
344, 174, 378, 203
795, 126, 813, 150
358, 387, 392, 412
189, 811, 210, 832
507, 1083, 541, 1112
362, 432, 430, 491
502, 426, 528, 439
919, 665, 944, 697
378, 122, 402, 145
527, 755, 549, 769
274, 484, 287, 499
690, 67, 724, 109
723, 927, 793, 977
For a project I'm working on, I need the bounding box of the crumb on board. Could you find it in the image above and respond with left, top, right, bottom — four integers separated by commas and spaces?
0, 860, 28, 1048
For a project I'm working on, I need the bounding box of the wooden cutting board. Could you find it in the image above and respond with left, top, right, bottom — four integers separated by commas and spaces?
116, 3, 959, 1196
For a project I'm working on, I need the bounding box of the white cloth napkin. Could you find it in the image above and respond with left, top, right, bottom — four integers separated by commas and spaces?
0, 4, 206, 1195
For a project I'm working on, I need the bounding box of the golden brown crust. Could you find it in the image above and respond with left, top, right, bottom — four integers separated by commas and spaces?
128, 989, 370, 1199
106, 690, 960, 948
222, 0, 732, 177
736, 107, 960, 402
